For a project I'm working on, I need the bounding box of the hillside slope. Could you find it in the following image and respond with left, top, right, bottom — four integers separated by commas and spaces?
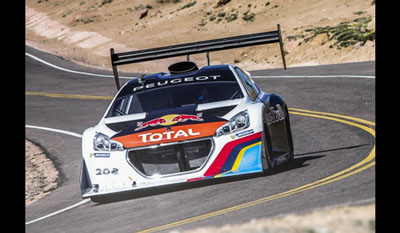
26, 0, 375, 73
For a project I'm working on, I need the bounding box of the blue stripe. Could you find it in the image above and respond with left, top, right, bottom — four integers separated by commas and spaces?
218, 137, 261, 173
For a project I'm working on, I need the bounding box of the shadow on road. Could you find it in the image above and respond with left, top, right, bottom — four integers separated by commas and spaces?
266, 143, 369, 175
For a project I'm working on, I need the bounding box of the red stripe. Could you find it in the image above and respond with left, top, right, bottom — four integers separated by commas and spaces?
203, 132, 262, 176
187, 178, 204, 182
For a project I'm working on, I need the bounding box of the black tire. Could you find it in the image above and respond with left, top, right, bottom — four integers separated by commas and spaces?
261, 122, 275, 174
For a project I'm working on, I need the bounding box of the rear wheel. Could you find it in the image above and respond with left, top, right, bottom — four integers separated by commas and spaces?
284, 106, 294, 163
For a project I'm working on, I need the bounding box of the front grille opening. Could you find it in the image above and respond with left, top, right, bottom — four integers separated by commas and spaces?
128, 139, 212, 176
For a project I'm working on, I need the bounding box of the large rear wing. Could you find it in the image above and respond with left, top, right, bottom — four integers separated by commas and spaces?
110, 24, 286, 90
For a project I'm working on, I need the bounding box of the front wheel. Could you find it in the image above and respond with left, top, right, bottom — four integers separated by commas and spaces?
261, 123, 275, 174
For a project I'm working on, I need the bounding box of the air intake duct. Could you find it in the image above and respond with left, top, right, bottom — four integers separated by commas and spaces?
168, 61, 199, 75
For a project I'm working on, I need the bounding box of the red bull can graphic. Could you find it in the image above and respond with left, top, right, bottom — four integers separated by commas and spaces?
171, 113, 203, 123
135, 118, 167, 131
135, 113, 204, 131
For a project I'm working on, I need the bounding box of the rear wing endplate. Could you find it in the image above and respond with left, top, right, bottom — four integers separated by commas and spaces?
110, 24, 286, 90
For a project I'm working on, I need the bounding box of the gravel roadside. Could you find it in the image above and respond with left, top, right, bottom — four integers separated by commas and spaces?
25, 139, 59, 206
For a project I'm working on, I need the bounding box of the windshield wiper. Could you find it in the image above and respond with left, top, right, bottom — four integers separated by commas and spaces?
230, 90, 241, 99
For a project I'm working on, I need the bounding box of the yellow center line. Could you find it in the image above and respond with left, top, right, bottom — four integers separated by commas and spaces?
289, 107, 375, 127
25, 91, 113, 100
138, 161, 375, 233
136, 110, 375, 233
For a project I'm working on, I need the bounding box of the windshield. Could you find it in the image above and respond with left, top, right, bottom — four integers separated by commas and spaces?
107, 80, 243, 117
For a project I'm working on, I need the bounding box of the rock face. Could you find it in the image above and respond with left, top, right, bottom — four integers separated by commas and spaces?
25, 140, 59, 206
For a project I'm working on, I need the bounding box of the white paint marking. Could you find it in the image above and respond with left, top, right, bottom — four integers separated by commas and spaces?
25, 125, 87, 225
26, 124, 82, 138
25, 52, 133, 79
252, 75, 375, 79
26, 52, 374, 80
25, 199, 90, 225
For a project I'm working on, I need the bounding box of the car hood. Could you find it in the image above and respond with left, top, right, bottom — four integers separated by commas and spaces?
107, 104, 236, 148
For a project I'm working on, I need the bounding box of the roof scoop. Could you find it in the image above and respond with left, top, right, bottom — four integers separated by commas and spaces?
168, 61, 199, 75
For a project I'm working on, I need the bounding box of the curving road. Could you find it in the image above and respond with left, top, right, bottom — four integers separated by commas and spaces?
25, 46, 375, 233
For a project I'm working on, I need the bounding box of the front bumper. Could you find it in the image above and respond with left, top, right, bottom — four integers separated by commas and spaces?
81, 131, 263, 198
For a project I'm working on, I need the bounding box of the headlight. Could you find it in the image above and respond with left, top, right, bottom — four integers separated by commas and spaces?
215, 110, 250, 137
93, 132, 124, 151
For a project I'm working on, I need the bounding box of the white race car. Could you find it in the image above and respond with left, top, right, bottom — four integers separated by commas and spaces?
80, 26, 294, 201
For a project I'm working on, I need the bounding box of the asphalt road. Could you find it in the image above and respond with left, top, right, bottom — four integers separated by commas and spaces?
25, 46, 375, 233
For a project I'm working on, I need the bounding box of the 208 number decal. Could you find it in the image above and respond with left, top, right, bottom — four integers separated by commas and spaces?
95, 168, 119, 175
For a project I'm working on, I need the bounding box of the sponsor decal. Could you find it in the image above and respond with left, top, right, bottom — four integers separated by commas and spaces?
266, 104, 285, 125
135, 113, 203, 131
138, 128, 200, 143
132, 75, 221, 92
235, 129, 254, 138
95, 168, 119, 175
90, 152, 110, 158
112, 121, 227, 148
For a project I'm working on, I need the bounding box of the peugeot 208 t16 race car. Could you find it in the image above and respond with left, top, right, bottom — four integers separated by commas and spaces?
80, 26, 293, 201
80, 62, 294, 200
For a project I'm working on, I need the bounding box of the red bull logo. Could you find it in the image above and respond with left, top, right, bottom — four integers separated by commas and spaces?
135, 113, 203, 131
